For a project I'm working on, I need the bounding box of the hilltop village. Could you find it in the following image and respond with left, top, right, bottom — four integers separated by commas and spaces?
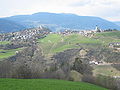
0, 26, 50, 41
0, 25, 119, 50
0, 25, 120, 90
0, 25, 116, 42
57, 26, 107, 37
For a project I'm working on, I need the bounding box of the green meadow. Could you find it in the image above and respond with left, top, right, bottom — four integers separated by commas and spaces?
93, 65, 120, 76
38, 34, 102, 56
0, 48, 22, 60
0, 41, 10, 45
38, 31, 120, 56
0, 79, 108, 90
95, 31, 120, 38
94, 31, 120, 45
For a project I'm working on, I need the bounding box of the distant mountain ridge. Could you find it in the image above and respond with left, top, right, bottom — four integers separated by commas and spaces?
0, 12, 120, 33
0, 18, 25, 33
114, 21, 120, 26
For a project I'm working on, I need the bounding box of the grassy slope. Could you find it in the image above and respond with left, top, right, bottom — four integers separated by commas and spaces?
94, 31, 120, 45
38, 31, 120, 56
93, 65, 120, 76
38, 32, 120, 76
0, 41, 10, 45
38, 34, 102, 56
0, 79, 108, 90
0, 48, 22, 60
95, 31, 120, 37
92, 31, 120, 76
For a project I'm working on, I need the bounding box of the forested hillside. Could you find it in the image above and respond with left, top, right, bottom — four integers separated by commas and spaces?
1, 12, 119, 32
0, 19, 25, 33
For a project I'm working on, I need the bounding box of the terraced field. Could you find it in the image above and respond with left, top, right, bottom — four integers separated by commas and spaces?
0, 79, 108, 90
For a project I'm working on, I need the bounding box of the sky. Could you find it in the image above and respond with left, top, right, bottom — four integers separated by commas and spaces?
0, 0, 120, 21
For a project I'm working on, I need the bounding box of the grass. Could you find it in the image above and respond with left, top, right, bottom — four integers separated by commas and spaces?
93, 65, 120, 76
94, 31, 120, 45
0, 79, 108, 90
0, 41, 10, 45
0, 48, 22, 60
38, 31, 120, 56
95, 31, 120, 38
38, 34, 102, 56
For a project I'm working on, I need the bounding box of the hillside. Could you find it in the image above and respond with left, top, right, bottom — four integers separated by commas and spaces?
0, 19, 25, 33
0, 79, 108, 90
4, 12, 120, 32
114, 21, 120, 26
1, 30, 120, 60
38, 34, 102, 56
38, 31, 120, 56
0, 48, 23, 60
0, 31, 120, 90
0, 27, 50, 60
93, 31, 120, 45
95, 31, 120, 38
0, 41, 10, 45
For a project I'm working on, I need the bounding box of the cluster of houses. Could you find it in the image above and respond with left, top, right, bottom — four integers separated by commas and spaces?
56, 25, 103, 37
0, 25, 104, 41
1, 25, 119, 49
109, 42, 120, 52
0, 26, 50, 41
79, 25, 102, 37
109, 42, 120, 48
89, 60, 103, 65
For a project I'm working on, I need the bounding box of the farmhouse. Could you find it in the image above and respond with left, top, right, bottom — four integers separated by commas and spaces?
89, 60, 103, 65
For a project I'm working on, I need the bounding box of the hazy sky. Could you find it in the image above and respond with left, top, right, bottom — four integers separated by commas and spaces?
0, 0, 120, 21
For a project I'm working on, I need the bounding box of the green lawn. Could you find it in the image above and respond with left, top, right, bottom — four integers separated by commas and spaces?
0, 79, 108, 90
0, 48, 22, 60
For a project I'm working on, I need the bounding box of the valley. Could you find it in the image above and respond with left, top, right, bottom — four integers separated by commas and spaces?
0, 27, 120, 90
1, 0, 120, 89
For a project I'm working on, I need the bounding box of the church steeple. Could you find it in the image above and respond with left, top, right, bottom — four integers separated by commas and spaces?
95, 25, 101, 32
